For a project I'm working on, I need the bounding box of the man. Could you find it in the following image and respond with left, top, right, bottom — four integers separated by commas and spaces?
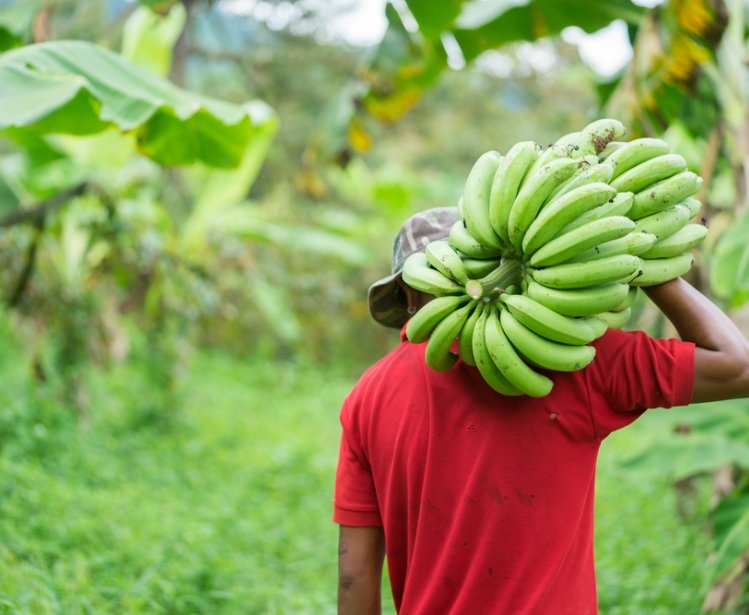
333, 206, 749, 614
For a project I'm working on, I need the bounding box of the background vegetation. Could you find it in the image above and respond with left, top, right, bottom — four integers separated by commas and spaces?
0, 0, 748, 612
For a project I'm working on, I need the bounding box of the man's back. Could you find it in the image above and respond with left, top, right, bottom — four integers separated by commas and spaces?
334, 327, 692, 613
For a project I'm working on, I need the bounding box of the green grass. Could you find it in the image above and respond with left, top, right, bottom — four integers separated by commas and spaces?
0, 341, 716, 614
0, 349, 347, 614
596, 416, 713, 614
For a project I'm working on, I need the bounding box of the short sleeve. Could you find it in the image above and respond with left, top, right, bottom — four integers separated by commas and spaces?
333, 411, 382, 527
585, 328, 695, 439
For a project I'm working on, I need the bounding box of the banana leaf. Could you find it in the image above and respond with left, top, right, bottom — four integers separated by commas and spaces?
210, 206, 372, 266
0, 0, 45, 51
621, 432, 749, 480
450, 0, 644, 62
710, 208, 749, 306
122, 3, 187, 77
708, 493, 749, 583
0, 40, 276, 169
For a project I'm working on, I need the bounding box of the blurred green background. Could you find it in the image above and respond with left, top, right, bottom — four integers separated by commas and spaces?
0, 0, 748, 612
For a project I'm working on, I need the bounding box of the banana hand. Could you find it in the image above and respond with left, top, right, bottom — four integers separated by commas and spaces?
471, 306, 523, 396
500, 309, 596, 372
529, 216, 635, 267
425, 301, 477, 371
406, 295, 471, 344
402, 252, 465, 296
484, 306, 554, 397
462, 151, 504, 251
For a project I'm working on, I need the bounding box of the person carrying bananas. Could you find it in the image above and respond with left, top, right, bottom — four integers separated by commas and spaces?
333, 206, 749, 614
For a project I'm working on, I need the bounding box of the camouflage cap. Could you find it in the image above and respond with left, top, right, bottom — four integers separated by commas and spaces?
368, 206, 460, 328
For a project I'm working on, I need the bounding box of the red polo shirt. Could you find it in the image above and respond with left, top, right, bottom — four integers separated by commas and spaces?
333, 327, 694, 614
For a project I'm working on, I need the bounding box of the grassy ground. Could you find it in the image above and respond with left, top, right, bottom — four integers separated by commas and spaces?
0, 344, 714, 614
595, 415, 713, 614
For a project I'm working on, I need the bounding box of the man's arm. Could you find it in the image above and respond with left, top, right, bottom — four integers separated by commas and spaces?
644, 277, 749, 403
338, 525, 386, 615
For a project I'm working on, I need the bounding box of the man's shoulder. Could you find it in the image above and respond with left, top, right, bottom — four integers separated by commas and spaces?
342, 340, 427, 418
356, 339, 424, 390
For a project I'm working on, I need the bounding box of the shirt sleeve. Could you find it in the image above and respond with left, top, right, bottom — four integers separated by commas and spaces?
332, 403, 383, 527
585, 328, 695, 439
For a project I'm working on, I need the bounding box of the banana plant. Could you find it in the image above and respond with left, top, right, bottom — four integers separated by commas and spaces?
0, 2, 279, 411
340, 0, 645, 154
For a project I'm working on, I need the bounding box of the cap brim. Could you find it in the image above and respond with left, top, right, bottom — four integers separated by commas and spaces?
367, 271, 408, 329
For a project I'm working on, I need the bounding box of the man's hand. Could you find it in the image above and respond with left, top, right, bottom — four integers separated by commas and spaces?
338, 525, 386, 615
644, 277, 749, 403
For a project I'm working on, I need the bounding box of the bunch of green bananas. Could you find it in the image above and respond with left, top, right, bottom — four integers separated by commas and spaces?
403, 119, 708, 397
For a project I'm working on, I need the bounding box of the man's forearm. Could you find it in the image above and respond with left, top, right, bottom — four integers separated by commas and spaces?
338, 574, 382, 615
643, 278, 744, 351
338, 525, 385, 615
644, 277, 749, 402
643, 278, 746, 354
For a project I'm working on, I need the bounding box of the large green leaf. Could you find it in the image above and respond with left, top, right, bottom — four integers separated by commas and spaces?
0, 0, 45, 51
180, 112, 279, 253
452, 0, 645, 62
710, 208, 749, 305
0, 41, 276, 168
620, 431, 749, 481
404, 0, 464, 39
122, 3, 187, 77
246, 272, 303, 345
211, 206, 372, 266
346, 0, 644, 152
709, 493, 749, 583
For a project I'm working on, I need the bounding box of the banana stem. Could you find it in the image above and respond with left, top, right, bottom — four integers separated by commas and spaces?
465, 259, 522, 300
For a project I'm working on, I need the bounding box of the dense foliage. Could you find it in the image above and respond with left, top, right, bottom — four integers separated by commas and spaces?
1, 0, 748, 610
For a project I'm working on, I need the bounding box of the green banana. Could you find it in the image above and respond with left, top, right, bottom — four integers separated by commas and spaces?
558, 191, 634, 235
529, 216, 636, 267
544, 120, 625, 161
593, 307, 632, 329
631, 252, 695, 286
527, 119, 625, 177
472, 306, 523, 396
529, 254, 643, 289
462, 257, 502, 279
425, 240, 469, 284
425, 301, 477, 371
567, 230, 657, 263
521, 181, 617, 256
402, 252, 465, 296
610, 153, 687, 194
500, 293, 597, 345
614, 286, 639, 311
527, 140, 577, 177
578, 118, 628, 155
629, 170, 703, 219
633, 203, 692, 241
484, 306, 554, 397
604, 137, 671, 179
462, 151, 504, 251
406, 295, 471, 344
526, 279, 631, 317
598, 140, 625, 159
449, 221, 503, 259
489, 140, 539, 243
500, 309, 596, 372
640, 223, 708, 259
546, 157, 616, 202
458, 300, 485, 366
584, 315, 609, 339
683, 196, 703, 219
507, 157, 580, 251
